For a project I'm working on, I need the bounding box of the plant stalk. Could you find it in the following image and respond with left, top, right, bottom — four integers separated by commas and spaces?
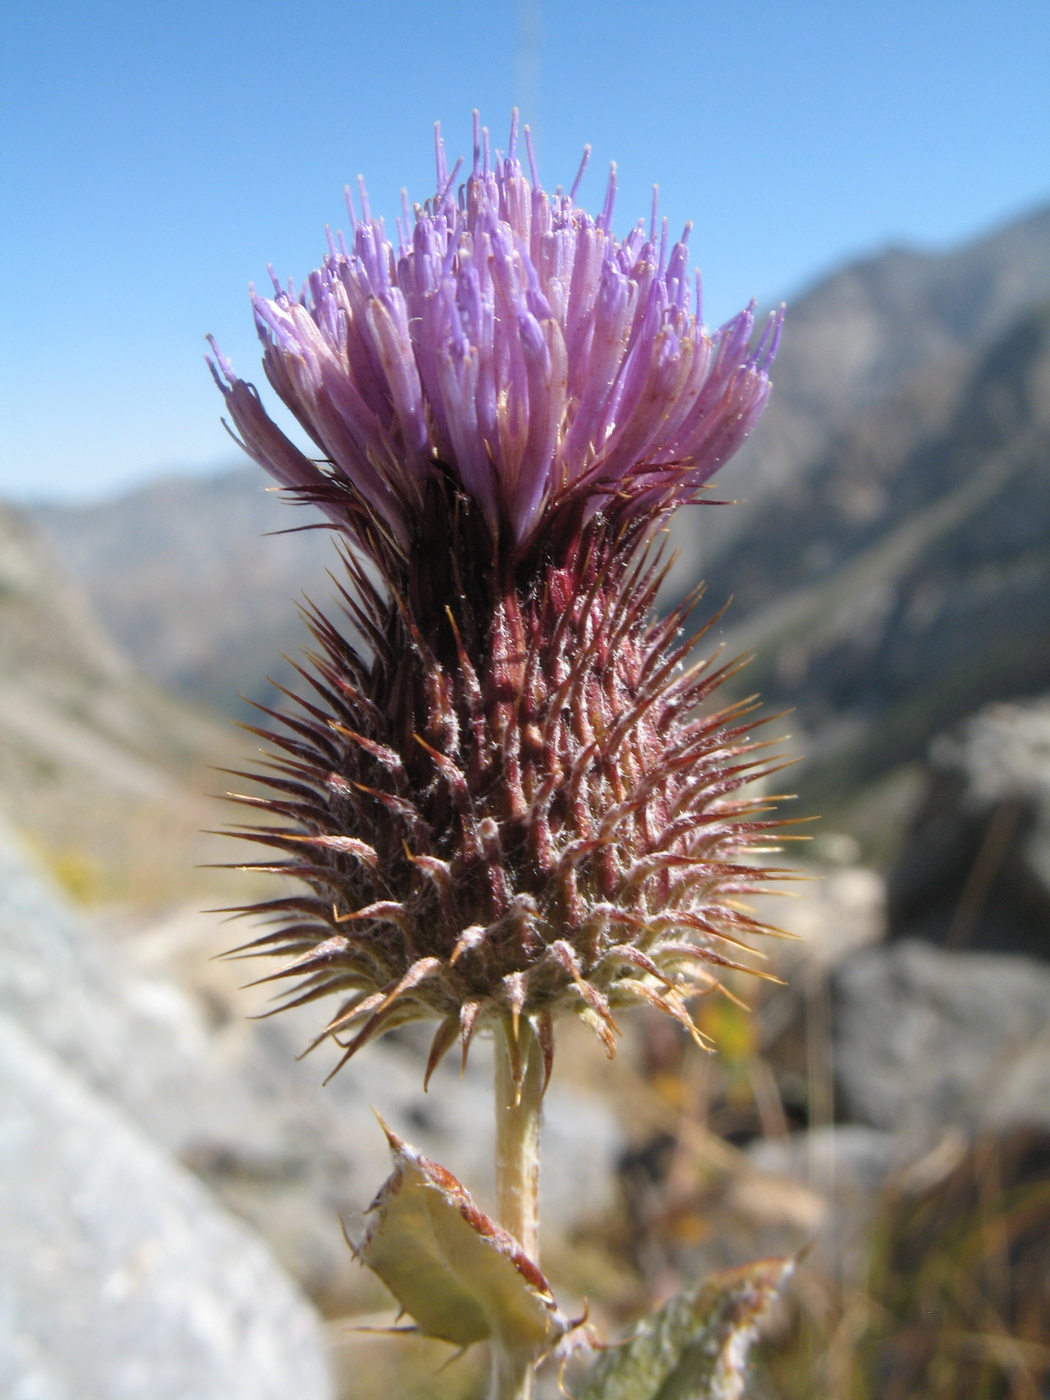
490, 1017, 544, 1400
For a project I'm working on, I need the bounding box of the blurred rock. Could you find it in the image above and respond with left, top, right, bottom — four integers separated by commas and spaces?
0, 1014, 331, 1400
773, 860, 886, 971
747, 1125, 902, 1276
748, 1124, 900, 1199
888, 695, 1050, 957
833, 939, 1050, 1137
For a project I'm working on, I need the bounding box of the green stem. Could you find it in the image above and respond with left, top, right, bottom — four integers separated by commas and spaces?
489, 1017, 544, 1400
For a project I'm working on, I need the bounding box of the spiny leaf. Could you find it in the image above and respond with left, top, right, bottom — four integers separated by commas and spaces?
577, 1256, 794, 1400
357, 1123, 572, 1357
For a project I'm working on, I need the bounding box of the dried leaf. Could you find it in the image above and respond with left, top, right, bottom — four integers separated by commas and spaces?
578, 1256, 793, 1400
359, 1120, 570, 1358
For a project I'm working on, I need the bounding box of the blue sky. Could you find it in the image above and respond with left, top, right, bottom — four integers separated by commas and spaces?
1, 0, 1047, 502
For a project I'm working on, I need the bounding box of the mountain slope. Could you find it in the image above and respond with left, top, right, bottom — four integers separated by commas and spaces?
0, 502, 240, 904
723, 202, 1050, 514
710, 300, 1050, 832
34, 467, 333, 718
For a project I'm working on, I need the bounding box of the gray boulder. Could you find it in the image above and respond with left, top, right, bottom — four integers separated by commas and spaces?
0, 1013, 331, 1400
888, 696, 1050, 957
833, 939, 1050, 1137
747, 1125, 903, 1279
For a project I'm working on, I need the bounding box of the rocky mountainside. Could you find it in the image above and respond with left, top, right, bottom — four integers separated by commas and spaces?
0, 502, 239, 905
33, 466, 334, 719
711, 300, 1050, 814
702, 201, 1050, 541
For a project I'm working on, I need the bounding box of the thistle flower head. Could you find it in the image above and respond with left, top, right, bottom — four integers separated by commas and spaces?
211, 114, 788, 1088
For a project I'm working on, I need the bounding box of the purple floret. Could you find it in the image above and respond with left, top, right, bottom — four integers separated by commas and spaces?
209, 112, 782, 554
